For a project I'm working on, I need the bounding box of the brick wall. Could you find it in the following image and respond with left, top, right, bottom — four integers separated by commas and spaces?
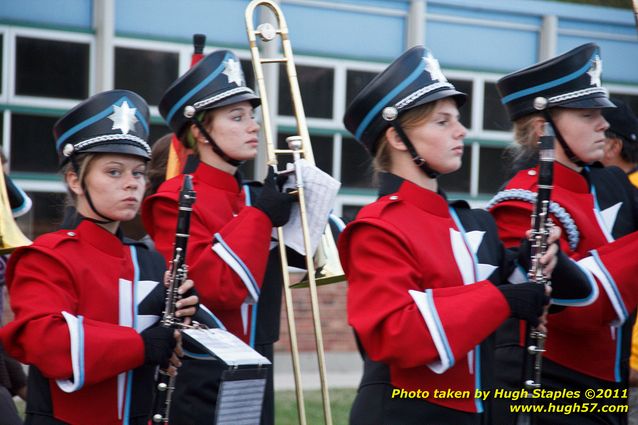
274, 281, 357, 353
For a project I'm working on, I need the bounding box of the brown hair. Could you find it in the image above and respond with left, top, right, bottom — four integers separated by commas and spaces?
372, 101, 438, 173
178, 110, 215, 155
146, 133, 173, 197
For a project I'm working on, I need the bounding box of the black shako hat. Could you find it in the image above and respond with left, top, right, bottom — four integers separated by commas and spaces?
160, 50, 260, 136
497, 43, 615, 122
54, 89, 151, 166
343, 45, 466, 155
603, 98, 638, 144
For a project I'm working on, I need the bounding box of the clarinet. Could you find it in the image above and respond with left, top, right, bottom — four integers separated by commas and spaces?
151, 174, 196, 424
517, 122, 555, 425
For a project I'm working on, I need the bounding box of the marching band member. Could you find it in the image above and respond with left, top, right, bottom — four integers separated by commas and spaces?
489, 43, 638, 425
340, 45, 591, 425
142, 49, 294, 425
0, 90, 198, 425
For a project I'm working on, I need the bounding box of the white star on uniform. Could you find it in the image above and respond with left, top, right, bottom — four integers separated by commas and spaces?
223, 58, 245, 86
423, 53, 447, 82
108, 101, 138, 135
587, 55, 602, 87
450, 229, 498, 284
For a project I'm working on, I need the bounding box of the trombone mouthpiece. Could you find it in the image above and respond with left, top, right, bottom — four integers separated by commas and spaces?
286, 135, 303, 150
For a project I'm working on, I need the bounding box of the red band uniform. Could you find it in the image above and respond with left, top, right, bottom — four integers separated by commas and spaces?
142, 50, 293, 425
0, 90, 181, 425
340, 46, 591, 425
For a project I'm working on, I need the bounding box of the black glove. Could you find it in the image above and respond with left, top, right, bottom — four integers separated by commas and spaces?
254, 168, 296, 227
497, 283, 548, 327
141, 326, 176, 368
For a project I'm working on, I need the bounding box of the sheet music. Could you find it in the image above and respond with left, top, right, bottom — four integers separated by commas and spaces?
276, 159, 341, 256
182, 328, 271, 366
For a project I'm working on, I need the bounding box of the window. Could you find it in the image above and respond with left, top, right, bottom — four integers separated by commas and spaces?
478, 146, 509, 195
277, 132, 333, 175
483, 82, 512, 132
16, 191, 67, 238
448, 79, 472, 129
279, 65, 333, 119
341, 136, 373, 189
11, 114, 59, 173
438, 148, 471, 193
346, 70, 377, 107
115, 47, 179, 106
15, 37, 89, 100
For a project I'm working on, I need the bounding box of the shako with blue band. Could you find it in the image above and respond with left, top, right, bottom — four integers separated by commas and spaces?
159, 50, 260, 136
343, 45, 466, 155
496, 43, 615, 121
53, 89, 151, 165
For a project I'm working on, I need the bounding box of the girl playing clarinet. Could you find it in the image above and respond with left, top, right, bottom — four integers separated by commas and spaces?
0, 90, 198, 425
340, 45, 597, 425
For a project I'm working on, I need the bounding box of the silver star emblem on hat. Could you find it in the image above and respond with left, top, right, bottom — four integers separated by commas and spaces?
108, 101, 138, 135
222, 58, 245, 86
423, 52, 447, 82
587, 55, 602, 87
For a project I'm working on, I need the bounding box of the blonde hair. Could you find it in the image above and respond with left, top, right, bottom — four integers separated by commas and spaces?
60, 153, 97, 205
372, 101, 438, 173
506, 112, 544, 171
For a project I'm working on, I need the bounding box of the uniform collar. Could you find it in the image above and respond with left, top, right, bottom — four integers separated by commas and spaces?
193, 161, 242, 193
553, 161, 591, 194
75, 220, 125, 258
395, 178, 450, 217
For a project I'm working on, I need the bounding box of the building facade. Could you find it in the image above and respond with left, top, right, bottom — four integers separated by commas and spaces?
1, 0, 637, 236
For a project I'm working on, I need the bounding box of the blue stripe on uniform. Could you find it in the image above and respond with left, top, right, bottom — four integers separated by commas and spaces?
77, 315, 85, 390
123, 246, 141, 425
425, 289, 455, 368
214, 232, 260, 298
474, 345, 483, 413
591, 250, 628, 321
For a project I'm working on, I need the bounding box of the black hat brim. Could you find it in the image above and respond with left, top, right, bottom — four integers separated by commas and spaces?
554, 95, 615, 110
406, 88, 467, 112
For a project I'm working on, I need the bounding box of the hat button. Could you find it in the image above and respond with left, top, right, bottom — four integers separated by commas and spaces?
62, 143, 74, 157
528, 170, 537, 176
67, 231, 76, 237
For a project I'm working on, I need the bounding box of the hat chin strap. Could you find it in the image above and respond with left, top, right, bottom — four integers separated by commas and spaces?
189, 117, 244, 167
543, 111, 587, 168
390, 121, 440, 179
70, 157, 115, 224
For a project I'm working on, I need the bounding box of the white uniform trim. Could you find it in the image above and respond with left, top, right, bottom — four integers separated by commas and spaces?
56, 311, 85, 393
578, 253, 627, 326
409, 289, 455, 374
212, 232, 260, 304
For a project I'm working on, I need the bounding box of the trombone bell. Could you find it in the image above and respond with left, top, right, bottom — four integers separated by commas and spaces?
0, 171, 31, 254
291, 227, 345, 288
